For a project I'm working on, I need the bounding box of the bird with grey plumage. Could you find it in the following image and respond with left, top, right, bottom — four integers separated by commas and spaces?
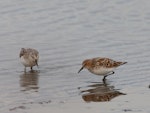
19, 48, 39, 72
78, 57, 127, 81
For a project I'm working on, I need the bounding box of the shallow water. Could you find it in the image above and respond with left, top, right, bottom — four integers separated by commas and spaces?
0, 0, 150, 113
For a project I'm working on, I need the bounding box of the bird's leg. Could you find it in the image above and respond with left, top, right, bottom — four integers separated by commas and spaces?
102, 76, 107, 82
31, 67, 33, 71
108, 71, 115, 75
24, 67, 26, 72
102, 71, 115, 82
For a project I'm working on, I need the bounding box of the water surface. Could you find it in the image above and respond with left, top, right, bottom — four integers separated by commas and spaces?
0, 0, 150, 113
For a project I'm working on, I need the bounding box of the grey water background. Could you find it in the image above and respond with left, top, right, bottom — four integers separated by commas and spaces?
0, 0, 150, 112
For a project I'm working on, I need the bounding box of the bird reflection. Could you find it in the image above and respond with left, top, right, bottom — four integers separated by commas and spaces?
20, 71, 39, 92
80, 81, 126, 102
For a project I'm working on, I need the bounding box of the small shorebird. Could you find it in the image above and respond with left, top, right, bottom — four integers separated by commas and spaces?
19, 48, 39, 72
78, 57, 127, 81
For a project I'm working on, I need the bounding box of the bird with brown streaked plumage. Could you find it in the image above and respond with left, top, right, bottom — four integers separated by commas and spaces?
78, 57, 127, 81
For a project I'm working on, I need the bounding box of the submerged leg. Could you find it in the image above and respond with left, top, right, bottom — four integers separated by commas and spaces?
102, 71, 115, 82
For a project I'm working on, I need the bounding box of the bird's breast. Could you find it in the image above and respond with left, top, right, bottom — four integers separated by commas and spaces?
20, 56, 36, 67
89, 67, 115, 76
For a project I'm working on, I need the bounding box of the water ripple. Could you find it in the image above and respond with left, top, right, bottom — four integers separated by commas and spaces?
0, 0, 150, 112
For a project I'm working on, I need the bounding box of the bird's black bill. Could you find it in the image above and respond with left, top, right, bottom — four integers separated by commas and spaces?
78, 66, 84, 73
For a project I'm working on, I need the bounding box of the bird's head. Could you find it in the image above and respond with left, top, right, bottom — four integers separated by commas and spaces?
78, 59, 91, 73
19, 48, 26, 58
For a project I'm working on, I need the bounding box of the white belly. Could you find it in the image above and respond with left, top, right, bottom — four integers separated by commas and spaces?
89, 67, 115, 76
20, 56, 35, 67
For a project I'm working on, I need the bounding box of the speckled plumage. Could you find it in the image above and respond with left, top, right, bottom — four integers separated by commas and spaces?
78, 57, 127, 81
